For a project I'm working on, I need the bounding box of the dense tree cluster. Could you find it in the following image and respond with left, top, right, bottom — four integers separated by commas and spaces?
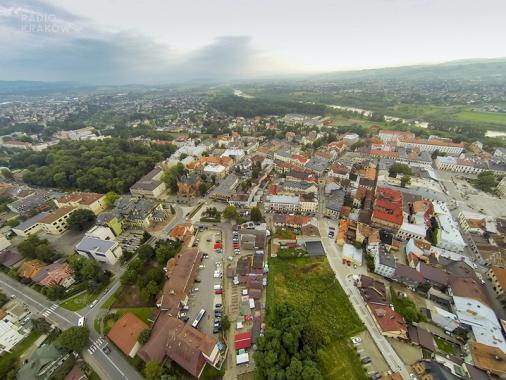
254, 303, 323, 380
67, 209, 96, 231
10, 139, 175, 193
55, 326, 90, 353
388, 163, 413, 177
18, 235, 61, 263
121, 240, 181, 302
67, 255, 111, 293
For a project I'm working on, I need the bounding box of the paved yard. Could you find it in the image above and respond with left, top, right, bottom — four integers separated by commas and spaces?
355, 330, 389, 375
185, 229, 224, 336
389, 339, 422, 365
44, 229, 86, 256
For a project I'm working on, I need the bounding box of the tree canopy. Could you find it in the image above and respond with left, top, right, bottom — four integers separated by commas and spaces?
67, 209, 96, 231
223, 205, 240, 220
18, 235, 61, 263
10, 139, 175, 193
55, 326, 89, 353
254, 303, 323, 380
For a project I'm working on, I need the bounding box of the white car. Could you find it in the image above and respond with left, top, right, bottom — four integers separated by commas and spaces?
192, 288, 199, 292
228, 256, 234, 261
199, 265, 205, 269
90, 300, 98, 309
351, 336, 362, 345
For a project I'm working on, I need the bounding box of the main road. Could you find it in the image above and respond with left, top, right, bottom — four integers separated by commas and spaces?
317, 218, 411, 380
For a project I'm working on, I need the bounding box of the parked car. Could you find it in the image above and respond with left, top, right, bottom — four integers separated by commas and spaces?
227, 256, 234, 261
361, 356, 371, 364
192, 288, 199, 292
180, 316, 189, 322
351, 336, 362, 345
213, 327, 221, 334
195, 279, 201, 283
215, 289, 223, 294
199, 265, 205, 269
371, 372, 381, 380
102, 345, 111, 355
215, 303, 222, 309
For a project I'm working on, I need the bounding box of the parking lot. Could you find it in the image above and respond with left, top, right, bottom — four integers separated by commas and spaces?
117, 230, 143, 253
185, 228, 224, 336
352, 331, 389, 377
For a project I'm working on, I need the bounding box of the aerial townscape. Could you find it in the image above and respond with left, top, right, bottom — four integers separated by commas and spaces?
1, 1, 506, 380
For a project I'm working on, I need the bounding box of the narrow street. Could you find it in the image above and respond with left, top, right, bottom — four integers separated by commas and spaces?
317, 218, 411, 380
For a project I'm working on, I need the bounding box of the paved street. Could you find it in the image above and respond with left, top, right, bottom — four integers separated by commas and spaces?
317, 218, 411, 380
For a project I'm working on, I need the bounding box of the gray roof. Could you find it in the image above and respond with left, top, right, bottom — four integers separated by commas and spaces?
76, 236, 116, 254
378, 253, 396, 268
13, 212, 48, 231
304, 240, 325, 256
283, 180, 315, 190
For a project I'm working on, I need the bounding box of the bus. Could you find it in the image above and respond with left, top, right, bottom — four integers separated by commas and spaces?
191, 309, 206, 328
77, 317, 85, 327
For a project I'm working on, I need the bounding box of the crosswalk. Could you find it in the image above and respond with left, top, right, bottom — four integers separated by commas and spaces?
88, 337, 106, 355
41, 304, 58, 318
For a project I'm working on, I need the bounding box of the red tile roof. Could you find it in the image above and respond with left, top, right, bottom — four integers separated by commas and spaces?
235, 331, 252, 350
108, 312, 148, 356
368, 302, 407, 335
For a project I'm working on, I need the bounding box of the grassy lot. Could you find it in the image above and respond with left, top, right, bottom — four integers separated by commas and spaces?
457, 110, 506, 125
267, 256, 366, 380
60, 290, 101, 311
434, 336, 457, 355
273, 228, 296, 239
114, 307, 155, 324
100, 293, 117, 309
94, 319, 101, 334
277, 247, 307, 258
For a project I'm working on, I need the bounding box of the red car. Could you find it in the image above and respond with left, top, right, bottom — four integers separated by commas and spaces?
215, 289, 223, 295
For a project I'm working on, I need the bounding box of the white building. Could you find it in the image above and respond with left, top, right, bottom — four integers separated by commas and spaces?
203, 164, 226, 178
343, 133, 360, 145
221, 149, 245, 160
75, 226, 123, 265
497, 177, 506, 198
435, 156, 485, 175
0, 314, 27, 354
433, 202, 466, 253
374, 253, 396, 278
429, 305, 460, 332
265, 195, 300, 213
398, 137, 464, 156
452, 295, 506, 352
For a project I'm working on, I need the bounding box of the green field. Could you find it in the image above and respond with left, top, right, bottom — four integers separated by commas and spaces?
267, 256, 366, 380
456, 110, 506, 125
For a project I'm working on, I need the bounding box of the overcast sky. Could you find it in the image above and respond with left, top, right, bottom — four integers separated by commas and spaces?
1, 0, 505, 84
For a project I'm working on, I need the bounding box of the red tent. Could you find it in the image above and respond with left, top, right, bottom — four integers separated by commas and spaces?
214, 243, 222, 249
234, 331, 252, 350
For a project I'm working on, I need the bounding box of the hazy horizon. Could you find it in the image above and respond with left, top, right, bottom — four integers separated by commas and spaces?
1, 0, 506, 84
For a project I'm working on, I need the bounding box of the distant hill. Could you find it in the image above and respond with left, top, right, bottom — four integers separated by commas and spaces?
313, 58, 506, 82
0, 80, 90, 96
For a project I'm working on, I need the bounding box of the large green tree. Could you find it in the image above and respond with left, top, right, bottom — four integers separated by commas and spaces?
67, 209, 96, 231
144, 361, 164, 380
55, 327, 89, 353
250, 207, 262, 222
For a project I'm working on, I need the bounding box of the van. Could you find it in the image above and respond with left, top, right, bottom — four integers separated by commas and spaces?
78, 317, 86, 327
